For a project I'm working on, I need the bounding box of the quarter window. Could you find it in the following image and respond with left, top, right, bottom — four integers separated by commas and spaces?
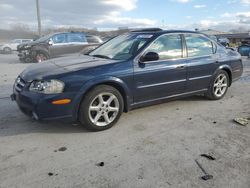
144, 34, 183, 60
185, 34, 213, 57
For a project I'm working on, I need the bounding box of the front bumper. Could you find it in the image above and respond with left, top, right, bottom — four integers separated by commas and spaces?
12, 87, 76, 122
18, 50, 31, 59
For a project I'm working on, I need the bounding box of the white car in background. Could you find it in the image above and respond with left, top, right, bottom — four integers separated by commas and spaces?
0, 39, 33, 53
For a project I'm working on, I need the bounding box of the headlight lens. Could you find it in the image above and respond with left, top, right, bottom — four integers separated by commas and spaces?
29, 80, 64, 94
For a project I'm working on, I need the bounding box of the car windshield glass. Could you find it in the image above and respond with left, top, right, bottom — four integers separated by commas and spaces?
36, 34, 53, 42
89, 33, 153, 60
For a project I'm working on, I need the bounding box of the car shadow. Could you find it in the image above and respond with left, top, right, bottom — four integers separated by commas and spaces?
0, 113, 90, 137
179, 95, 207, 101
0, 95, 213, 137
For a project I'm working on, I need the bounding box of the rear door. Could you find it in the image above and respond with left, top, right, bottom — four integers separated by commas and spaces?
133, 34, 187, 103
184, 34, 219, 92
66, 33, 88, 53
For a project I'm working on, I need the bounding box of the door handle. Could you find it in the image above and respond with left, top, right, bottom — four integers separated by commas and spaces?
176, 65, 186, 69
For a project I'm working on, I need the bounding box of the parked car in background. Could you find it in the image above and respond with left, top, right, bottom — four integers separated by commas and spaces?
0, 39, 33, 53
12, 28, 243, 131
17, 32, 103, 63
238, 44, 250, 57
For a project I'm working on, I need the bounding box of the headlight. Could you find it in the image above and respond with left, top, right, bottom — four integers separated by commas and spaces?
29, 80, 64, 94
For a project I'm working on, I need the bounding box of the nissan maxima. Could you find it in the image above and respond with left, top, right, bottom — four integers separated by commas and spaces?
11, 28, 243, 131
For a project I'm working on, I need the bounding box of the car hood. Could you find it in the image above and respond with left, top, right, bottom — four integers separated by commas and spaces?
20, 54, 119, 82
18, 40, 45, 49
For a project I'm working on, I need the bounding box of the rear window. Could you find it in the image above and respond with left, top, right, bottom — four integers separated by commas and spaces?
67, 33, 87, 43
185, 34, 213, 57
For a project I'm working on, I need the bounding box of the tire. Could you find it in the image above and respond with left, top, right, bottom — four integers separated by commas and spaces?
206, 70, 229, 100
3, 47, 12, 54
35, 51, 49, 62
79, 85, 124, 131
23, 57, 33, 63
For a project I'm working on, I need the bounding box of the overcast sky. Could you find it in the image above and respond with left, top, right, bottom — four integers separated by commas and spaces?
0, 0, 250, 31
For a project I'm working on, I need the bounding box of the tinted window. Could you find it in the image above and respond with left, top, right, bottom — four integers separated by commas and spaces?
67, 33, 86, 43
185, 34, 213, 57
52, 34, 67, 44
145, 34, 183, 60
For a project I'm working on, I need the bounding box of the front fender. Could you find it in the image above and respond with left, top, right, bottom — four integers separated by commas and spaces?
31, 45, 49, 57
71, 76, 132, 121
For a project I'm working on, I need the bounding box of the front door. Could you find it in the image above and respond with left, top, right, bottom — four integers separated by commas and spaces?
49, 33, 70, 58
133, 34, 187, 103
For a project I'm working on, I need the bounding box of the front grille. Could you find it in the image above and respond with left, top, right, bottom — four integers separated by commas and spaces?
15, 76, 26, 92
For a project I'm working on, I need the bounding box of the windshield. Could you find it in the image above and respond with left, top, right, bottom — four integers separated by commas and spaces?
36, 34, 53, 42
89, 33, 153, 60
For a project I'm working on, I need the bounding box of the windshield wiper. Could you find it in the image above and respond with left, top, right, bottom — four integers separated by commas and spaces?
92, 54, 111, 59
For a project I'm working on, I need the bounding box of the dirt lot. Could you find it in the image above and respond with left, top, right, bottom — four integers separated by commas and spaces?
0, 53, 250, 188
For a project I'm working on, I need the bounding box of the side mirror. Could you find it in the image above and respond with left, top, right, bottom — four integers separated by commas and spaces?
140, 52, 159, 63
48, 39, 53, 45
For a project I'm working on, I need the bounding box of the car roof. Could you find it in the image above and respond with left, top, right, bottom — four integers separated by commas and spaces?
130, 28, 203, 35
51, 31, 86, 35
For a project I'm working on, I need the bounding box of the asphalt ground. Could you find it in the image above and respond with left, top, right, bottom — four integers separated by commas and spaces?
0, 53, 249, 188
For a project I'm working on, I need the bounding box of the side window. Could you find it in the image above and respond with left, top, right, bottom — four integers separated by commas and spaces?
22, 39, 32, 43
67, 33, 87, 43
14, 39, 22, 44
185, 34, 213, 57
145, 34, 183, 60
52, 34, 67, 44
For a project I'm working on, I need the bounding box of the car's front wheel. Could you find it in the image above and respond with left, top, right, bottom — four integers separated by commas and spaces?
79, 85, 124, 131
206, 70, 229, 100
35, 51, 49, 62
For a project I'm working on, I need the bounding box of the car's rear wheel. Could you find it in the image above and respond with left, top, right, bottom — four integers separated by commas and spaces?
206, 70, 229, 100
35, 51, 49, 62
79, 85, 124, 131
3, 47, 12, 54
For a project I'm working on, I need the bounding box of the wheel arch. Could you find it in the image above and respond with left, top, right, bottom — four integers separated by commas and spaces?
218, 65, 232, 86
31, 46, 50, 58
73, 76, 132, 121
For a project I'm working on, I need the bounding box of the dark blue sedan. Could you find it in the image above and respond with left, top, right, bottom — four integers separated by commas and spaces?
12, 28, 243, 131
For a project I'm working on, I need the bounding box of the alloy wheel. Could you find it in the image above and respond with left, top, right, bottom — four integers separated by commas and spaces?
88, 92, 119, 127
213, 74, 228, 97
